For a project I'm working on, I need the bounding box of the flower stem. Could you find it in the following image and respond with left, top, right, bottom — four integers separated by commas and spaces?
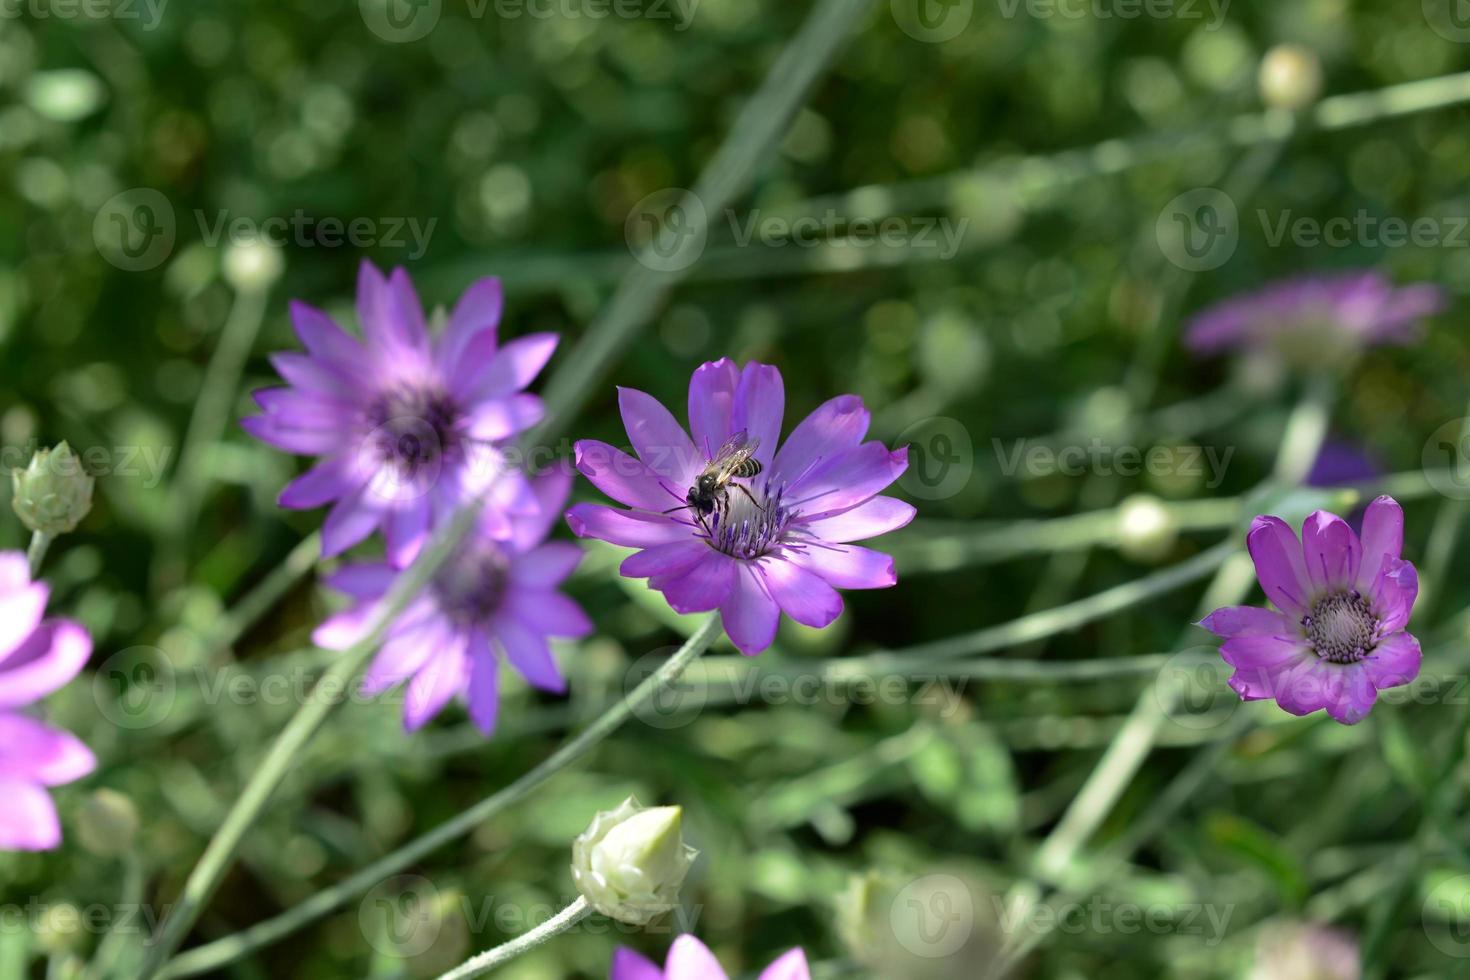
27, 530, 53, 577
156, 614, 723, 979
137, 497, 489, 980
433, 898, 592, 980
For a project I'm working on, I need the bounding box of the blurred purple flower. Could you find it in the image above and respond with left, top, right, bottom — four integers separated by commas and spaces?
313, 467, 589, 735
1199, 496, 1420, 725
611, 936, 809, 980
1249, 921, 1360, 980
1307, 438, 1380, 489
567, 359, 914, 655
244, 261, 557, 566
0, 553, 95, 850
1185, 271, 1444, 360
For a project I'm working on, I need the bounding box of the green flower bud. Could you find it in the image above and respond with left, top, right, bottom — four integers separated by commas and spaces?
1259, 45, 1323, 112
76, 789, 140, 858
570, 797, 697, 925
12, 441, 94, 535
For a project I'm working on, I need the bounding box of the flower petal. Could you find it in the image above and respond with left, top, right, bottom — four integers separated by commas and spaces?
289, 300, 366, 372
466, 630, 500, 737
731, 362, 784, 470
1324, 665, 1378, 725
1357, 495, 1405, 595
799, 496, 915, 542
785, 543, 896, 590
1246, 515, 1312, 616
610, 948, 663, 980
511, 543, 583, 588
758, 949, 812, 980
0, 775, 61, 851
687, 358, 740, 459
771, 394, 870, 485
1198, 606, 1294, 638
1363, 631, 1421, 690
0, 714, 95, 786
506, 464, 575, 553
321, 488, 384, 558
721, 563, 781, 655
465, 394, 544, 442
385, 498, 431, 568
323, 562, 396, 599
495, 616, 565, 693
566, 504, 692, 548
667, 935, 730, 980
652, 550, 736, 614
439, 276, 503, 381
760, 559, 844, 629
1372, 558, 1419, 633
0, 621, 92, 710
403, 635, 468, 731
241, 413, 345, 456
462, 333, 558, 402
574, 440, 686, 513
789, 444, 908, 519
1301, 510, 1360, 593
508, 588, 593, 639
0, 580, 49, 667
620, 540, 710, 580
279, 456, 362, 510
618, 387, 700, 483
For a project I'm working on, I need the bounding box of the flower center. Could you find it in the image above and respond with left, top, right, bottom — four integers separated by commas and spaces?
1301, 589, 1379, 663
703, 481, 793, 560
431, 543, 510, 627
365, 383, 461, 478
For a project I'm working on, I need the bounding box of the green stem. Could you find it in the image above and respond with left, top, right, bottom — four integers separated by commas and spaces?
137, 497, 487, 980
204, 531, 322, 656
26, 530, 53, 577
432, 898, 591, 980
157, 616, 722, 979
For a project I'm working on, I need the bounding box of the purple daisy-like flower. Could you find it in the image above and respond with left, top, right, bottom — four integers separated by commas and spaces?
1185, 270, 1444, 361
611, 936, 809, 980
566, 359, 915, 655
1199, 496, 1420, 725
0, 552, 95, 850
313, 466, 590, 734
244, 261, 557, 566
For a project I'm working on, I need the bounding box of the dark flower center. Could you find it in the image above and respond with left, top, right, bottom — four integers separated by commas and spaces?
1302, 589, 1379, 663
365, 383, 462, 478
431, 543, 510, 627
703, 482, 794, 560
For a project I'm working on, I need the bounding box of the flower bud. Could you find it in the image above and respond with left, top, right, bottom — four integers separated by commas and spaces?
1258, 44, 1323, 112
222, 239, 284, 293
570, 797, 697, 925
12, 441, 94, 535
1116, 493, 1177, 562
76, 789, 140, 858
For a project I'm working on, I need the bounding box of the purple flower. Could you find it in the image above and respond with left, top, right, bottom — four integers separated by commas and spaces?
611, 936, 809, 980
0, 553, 95, 850
1307, 438, 1380, 489
567, 359, 914, 655
313, 466, 590, 734
1185, 271, 1444, 360
1199, 496, 1420, 725
244, 261, 557, 566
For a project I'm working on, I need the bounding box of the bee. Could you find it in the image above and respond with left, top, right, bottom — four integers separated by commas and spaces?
676, 430, 763, 524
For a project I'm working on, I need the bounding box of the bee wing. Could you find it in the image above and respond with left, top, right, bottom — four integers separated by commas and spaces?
712, 430, 759, 463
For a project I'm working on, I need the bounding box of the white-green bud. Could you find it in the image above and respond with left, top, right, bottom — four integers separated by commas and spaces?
1259, 44, 1323, 112
1116, 493, 1178, 562
570, 797, 697, 925
76, 789, 140, 858
222, 239, 284, 293
12, 441, 94, 535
